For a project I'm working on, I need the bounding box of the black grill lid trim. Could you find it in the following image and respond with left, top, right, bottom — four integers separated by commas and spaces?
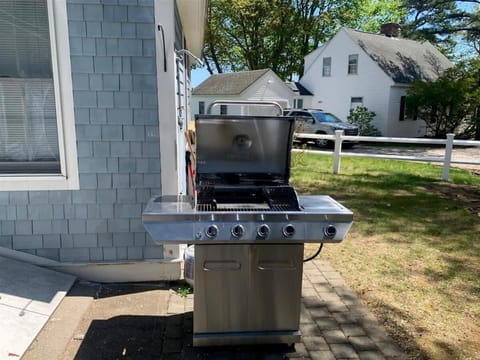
194, 115, 295, 186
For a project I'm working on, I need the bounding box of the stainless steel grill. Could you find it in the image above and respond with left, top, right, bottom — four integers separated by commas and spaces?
142, 101, 353, 347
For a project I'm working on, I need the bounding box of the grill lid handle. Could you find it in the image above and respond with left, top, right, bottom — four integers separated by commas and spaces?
207, 100, 283, 116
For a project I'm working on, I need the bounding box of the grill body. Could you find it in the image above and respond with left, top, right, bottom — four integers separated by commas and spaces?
142, 106, 353, 346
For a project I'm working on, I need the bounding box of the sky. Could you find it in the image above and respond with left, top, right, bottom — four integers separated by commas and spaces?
192, 67, 210, 88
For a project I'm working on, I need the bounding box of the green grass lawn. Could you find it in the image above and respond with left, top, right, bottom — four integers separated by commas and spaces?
291, 153, 480, 360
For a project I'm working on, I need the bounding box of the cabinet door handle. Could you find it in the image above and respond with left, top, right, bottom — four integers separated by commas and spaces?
203, 261, 241, 271
258, 261, 296, 271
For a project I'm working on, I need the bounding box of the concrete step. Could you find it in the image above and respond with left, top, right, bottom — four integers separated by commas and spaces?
0, 256, 76, 359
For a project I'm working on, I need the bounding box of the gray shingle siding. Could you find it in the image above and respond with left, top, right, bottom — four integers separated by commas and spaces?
0, 0, 162, 263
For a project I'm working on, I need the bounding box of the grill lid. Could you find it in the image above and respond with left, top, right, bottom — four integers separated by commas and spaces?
195, 115, 295, 186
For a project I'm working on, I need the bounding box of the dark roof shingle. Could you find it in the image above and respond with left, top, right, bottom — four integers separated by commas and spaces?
344, 28, 452, 83
286, 81, 313, 96
193, 69, 270, 95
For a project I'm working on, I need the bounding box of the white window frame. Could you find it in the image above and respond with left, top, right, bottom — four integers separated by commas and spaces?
322, 57, 331, 77
293, 98, 303, 109
198, 101, 205, 114
0, 0, 79, 191
350, 97, 363, 109
348, 54, 358, 75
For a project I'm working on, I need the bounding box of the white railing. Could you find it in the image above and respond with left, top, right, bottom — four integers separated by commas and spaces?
292, 131, 480, 181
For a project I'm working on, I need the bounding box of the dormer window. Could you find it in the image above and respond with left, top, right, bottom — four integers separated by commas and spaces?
348, 54, 358, 75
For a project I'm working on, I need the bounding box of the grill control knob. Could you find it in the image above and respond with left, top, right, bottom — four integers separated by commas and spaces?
323, 225, 337, 239
257, 224, 270, 238
205, 225, 219, 238
231, 224, 245, 238
282, 224, 295, 238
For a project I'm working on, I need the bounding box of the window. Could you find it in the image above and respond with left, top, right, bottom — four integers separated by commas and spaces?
350, 97, 363, 109
0, 0, 78, 190
399, 96, 417, 121
399, 96, 406, 121
220, 104, 227, 115
293, 98, 303, 109
199, 101, 205, 114
322, 57, 331, 77
348, 54, 358, 75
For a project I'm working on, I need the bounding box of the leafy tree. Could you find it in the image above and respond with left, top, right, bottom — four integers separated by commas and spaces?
203, 0, 405, 79
347, 106, 381, 136
353, 0, 406, 33
465, 5, 480, 55
460, 59, 480, 139
400, 0, 480, 56
406, 59, 480, 138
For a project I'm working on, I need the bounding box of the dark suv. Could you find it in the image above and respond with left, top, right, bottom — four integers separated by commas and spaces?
285, 109, 359, 148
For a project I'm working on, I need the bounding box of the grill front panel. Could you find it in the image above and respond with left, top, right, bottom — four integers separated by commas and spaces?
143, 195, 353, 244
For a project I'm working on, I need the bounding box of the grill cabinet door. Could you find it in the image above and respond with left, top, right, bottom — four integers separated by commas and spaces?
248, 244, 303, 331
194, 244, 303, 334
194, 244, 250, 333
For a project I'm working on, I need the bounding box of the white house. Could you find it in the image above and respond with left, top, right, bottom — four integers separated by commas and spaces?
192, 69, 300, 117
0, 0, 207, 282
285, 81, 314, 110
299, 25, 453, 137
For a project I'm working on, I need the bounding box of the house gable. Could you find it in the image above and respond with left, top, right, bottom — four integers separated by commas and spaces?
298, 27, 453, 137
241, 69, 296, 104
192, 69, 296, 115
301, 29, 394, 91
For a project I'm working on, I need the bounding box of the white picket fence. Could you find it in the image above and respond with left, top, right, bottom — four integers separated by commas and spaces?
292, 131, 480, 181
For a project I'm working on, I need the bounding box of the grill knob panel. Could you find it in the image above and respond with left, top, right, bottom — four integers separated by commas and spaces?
231, 224, 245, 238
257, 224, 270, 238
205, 225, 219, 238
282, 224, 295, 238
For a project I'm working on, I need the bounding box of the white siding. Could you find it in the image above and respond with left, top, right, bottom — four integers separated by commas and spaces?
303, 47, 322, 74
388, 86, 427, 137
300, 28, 425, 137
192, 94, 238, 115
242, 71, 293, 111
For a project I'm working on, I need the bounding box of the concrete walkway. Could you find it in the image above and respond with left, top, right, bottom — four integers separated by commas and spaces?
25, 259, 407, 359
0, 256, 75, 359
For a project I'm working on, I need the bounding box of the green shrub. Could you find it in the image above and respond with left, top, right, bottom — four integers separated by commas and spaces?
347, 106, 381, 136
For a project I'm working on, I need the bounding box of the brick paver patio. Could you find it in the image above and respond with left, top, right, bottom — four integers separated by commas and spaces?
159, 260, 407, 359
27, 259, 408, 359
